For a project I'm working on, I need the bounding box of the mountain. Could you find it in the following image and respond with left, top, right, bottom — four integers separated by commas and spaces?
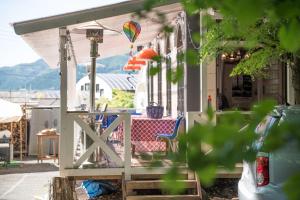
0, 54, 130, 90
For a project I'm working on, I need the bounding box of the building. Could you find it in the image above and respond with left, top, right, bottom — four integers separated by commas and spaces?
144, 11, 289, 118
12, 0, 293, 189
76, 73, 137, 105
0, 90, 60, 108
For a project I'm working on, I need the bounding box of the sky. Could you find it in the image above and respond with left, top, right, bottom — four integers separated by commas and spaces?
0, 0, 125, 67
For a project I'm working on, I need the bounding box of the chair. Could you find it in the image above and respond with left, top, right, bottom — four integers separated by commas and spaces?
96, 103, 108, 121
156, 116, 184, 153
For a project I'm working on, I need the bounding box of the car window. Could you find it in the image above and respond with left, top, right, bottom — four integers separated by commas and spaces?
255, 116, 272, 135
254, 116, 278, 150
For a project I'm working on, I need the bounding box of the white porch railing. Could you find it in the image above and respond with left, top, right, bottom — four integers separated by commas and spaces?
60, 111, 132, 179
186, 111, 207, 132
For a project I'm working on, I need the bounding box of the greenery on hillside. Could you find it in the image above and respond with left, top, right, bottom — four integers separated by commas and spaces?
0, 54, 130, 91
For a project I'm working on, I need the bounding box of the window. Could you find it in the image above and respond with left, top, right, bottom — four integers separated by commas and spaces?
96, 84, 100, 93
85, 83, 89, 91
232, 75, 252, 97
81, 85, 84, 91
100, 89, 104, 96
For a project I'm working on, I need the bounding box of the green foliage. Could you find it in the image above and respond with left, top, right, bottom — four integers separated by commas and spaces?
284, 172, 300, 200
182, 0, 300, 54
279, 19, 300, 52
162, 100, 277, 189
96, 89, 134, 108
199, 17, 287, 77
149, 66, 160, 76
162, 167, 187, 194
166, 66, 184, 84
109, 89, 134, 108
140, 0, 300, 199
96, 97, 109, 108
231, 48, 274, 77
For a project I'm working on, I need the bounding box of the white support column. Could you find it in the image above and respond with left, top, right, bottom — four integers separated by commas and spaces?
67, 55, 77, 110
59, 27, 74, 172
186, 112, 195, 133
199, 11, 208, 113
124, 113, 132, 180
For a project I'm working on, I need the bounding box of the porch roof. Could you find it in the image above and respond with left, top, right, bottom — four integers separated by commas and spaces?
12, 0, 182, 68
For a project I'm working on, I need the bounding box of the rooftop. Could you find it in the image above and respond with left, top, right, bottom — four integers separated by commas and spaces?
12, 0, 182, 67
96, 73, 137, 91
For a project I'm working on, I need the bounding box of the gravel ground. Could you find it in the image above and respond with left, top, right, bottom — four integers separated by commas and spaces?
76, 178, 239, 200
204, 178, 239, 200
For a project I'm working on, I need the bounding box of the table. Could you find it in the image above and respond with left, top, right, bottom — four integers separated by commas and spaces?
118, 117, 176, 152
37, 130, 60, 163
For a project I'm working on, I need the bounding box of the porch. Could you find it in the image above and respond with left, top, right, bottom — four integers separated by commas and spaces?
59, 110, 242, 179
12, 0, 242, 199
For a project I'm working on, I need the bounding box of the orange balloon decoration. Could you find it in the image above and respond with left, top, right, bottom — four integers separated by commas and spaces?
123, 64, 142, 71
136, 48, 159, 60
128, 57, 146, 65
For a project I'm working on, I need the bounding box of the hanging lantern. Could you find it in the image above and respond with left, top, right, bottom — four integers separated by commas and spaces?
128, 57, 146, 65
123, 21, 141, 56
123, 64, 142, 71
136, 48, 158, 60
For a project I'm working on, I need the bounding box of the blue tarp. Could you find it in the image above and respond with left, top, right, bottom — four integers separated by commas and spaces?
81, 180, 116, 199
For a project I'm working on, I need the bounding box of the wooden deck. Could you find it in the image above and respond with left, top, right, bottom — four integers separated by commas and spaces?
72, 140, 242, 179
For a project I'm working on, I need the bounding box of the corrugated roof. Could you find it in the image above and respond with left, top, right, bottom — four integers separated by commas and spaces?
96, 73, 137, 91
0, 90, 60, 107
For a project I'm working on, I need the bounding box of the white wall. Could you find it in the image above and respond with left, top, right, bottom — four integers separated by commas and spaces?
29, 108, 60, 155
134, 68, 148, 113
76, 75, 113, 107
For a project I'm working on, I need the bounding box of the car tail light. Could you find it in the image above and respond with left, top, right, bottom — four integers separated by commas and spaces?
256, 156, 269, 187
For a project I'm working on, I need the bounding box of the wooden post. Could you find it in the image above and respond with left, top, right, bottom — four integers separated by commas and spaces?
124, 113, 131, 180
19, 120, 22, 160
10, 122, 13, 161
51, 177, 75, 200
10, 123, 13, 143
24, 108, 27, 156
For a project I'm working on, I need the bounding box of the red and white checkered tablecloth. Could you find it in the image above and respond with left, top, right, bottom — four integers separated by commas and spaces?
118, 117, 176, 152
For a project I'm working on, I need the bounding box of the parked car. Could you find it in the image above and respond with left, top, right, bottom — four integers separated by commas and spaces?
238, 106, 300, 200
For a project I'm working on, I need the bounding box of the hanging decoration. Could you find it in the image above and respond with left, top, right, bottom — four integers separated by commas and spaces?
128, 57, 146, 65
123, 21, 141, 56
123, 64, 142, 71
123, 57, 145, 71
221, 49, 249, 63
137, 48, 158, 60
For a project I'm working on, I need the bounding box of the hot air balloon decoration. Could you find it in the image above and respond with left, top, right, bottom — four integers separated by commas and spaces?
123, 21, 141, 56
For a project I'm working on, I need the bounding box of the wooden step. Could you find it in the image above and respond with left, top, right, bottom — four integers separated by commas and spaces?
126, 195, 201, 200
126, 180, 197, 191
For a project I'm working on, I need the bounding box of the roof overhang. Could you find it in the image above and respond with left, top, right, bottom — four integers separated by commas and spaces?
12, 0, 182, 68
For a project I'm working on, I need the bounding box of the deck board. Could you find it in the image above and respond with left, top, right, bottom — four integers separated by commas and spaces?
74, 140, 242, 179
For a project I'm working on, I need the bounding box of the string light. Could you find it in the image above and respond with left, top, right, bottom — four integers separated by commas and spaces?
221, 49, 250, 62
